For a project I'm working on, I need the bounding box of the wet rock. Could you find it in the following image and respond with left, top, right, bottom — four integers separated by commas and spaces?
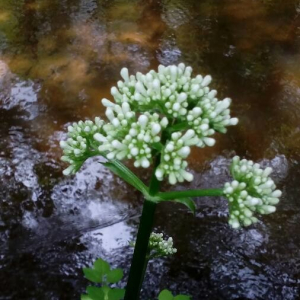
0, 60, 11, 100
1, 0, 300, 299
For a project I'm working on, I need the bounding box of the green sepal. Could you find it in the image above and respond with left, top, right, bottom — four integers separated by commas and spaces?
212, 124, 227, 134
102, 159, 149, 196
107, 268, 123, 284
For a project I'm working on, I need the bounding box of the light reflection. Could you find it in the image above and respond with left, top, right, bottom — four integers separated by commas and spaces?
0, 11, 10, 23
0, 0, 300, 299
85, 221, 132, 252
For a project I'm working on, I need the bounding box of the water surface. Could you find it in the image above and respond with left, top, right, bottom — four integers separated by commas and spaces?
0, 0, 300, 299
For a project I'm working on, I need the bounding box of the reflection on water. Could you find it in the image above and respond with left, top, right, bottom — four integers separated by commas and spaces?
0, 0, 300, 299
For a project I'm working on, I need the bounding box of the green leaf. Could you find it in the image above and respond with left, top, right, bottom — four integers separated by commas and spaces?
174, 198, 196, 214
81, 295, 93, 300
94, 258, 110, 278
102, 159, 149, 196
108, 288, 126, 300
87, 286, 105, 300
83, 268, 102, 283
102, 286, 110, 296
107, 268, 123, 284
174, 295, 191, 300
158, 289, 174, 300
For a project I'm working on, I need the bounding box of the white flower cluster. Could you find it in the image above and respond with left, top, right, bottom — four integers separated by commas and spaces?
149, 232, 177, 257
223, 156, 282, 228
186, 97, 238, 147
95, 100, 169, 167
187, 107, 216, 147
110, 64, 237, 127
60, 64, 238, 184
60, 118, 104, 175
155, 130, 195, 184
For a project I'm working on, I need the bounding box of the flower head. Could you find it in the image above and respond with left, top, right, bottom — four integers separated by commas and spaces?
223, 156, 282, 228
149, 232, 177, 257
60, 64, 238, 184
60, 118, 104, 175
155, 130, 195, 184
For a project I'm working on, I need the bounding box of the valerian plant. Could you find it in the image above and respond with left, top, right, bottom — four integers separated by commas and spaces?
130, 232, 177, 260
81, 258, 125, 300
82, 257, 191, 300
148, 232, 177, 259
60, 64, 282, 299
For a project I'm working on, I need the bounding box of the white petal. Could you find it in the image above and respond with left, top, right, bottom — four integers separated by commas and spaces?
203, 137, 216, 147
138, 115, 148, 128
151, 123, 161, 135
201, 75, 212, 87
102, 98, 115, 107
120, 68, 129, 83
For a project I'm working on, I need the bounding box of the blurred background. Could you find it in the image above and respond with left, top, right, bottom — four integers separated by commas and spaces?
0, 0, 300, 299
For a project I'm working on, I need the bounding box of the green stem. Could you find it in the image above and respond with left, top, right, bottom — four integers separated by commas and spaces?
148, 157, 162, 197
124, 155, 161, 300
158, 188, 223, 200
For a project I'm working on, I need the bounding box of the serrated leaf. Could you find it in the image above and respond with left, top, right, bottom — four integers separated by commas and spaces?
174, 295, 191, 300
108, 288, 126, 300
87, 287, 105, 300
81, 295, 93, 300
158, 289, 174, 300
94, 258, 110, 278
107, 268, 123, 284
83, 268, 101, 283
102, 159, 149, 196
174, 198, 196, 214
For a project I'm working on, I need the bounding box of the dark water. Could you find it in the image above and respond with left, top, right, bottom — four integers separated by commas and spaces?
0, 0, 300, 299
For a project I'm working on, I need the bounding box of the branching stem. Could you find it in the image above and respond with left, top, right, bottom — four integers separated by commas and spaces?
158, 188, 223, 200
124, 155, 161, 300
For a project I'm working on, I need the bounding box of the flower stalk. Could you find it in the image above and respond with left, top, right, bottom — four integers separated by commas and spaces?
124, 155, 161, 300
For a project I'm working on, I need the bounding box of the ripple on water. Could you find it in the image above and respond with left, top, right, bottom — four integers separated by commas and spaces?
1, 77, 40, 120
1, 0, 300, 299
